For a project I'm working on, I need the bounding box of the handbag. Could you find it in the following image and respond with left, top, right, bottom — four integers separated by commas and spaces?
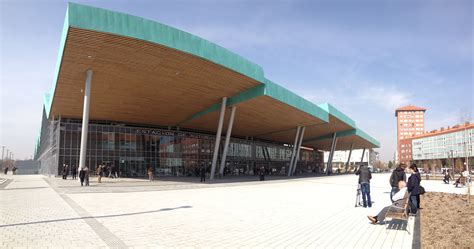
419, 185, 426, 195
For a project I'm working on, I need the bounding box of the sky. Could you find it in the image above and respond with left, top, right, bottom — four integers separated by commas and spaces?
0, 0, 473, 161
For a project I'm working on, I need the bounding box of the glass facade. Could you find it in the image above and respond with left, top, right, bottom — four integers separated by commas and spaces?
412, 127, 474, 160
36, 118, 324, 177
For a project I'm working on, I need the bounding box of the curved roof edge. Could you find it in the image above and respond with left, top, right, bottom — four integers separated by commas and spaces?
41, 3, 379, 149
182, 81, 330, 124
45, 3, 331, 125
46, 2, 268, 118
45, 7, 70, 118
317, 102, 356, 129
304, 128, 380, 148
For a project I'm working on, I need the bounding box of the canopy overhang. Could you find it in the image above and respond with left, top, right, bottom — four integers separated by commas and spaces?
41, 3, 380, 152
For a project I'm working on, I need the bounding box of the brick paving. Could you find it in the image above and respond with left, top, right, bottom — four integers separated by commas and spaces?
0, 173, 439, 248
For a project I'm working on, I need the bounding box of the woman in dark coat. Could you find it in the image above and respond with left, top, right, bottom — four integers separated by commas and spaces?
407, 164, 421, 214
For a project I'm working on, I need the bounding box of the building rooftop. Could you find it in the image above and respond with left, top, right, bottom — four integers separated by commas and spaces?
395, 105, 427, 116
402, 122, 473, 141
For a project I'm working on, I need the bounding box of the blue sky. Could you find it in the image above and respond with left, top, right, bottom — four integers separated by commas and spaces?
0, 0, 472, 161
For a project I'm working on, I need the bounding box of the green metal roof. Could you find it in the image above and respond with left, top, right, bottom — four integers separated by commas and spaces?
41, 2, 380, 152
317, 103, 356, 129
303, 128, 380, 148
183, 80, 330, 124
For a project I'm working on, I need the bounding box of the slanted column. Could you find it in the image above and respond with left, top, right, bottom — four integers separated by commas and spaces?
326, 132, 338, 175
360, 148, 366, 164
219, 106, 237, 176
78, 69, 93, 171
292, 126, 306, 176
210, 97, 227, 180
345, 143, 354, 172
288, 126, 301, 176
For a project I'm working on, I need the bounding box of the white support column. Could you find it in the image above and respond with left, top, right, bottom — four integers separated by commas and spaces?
219, 106, 236, 176
291, 126, 306, 176
326, 133, 338, 175
360, 148, 366, 164
288, 126, 301, 176
78, 69, 93, 171
345, 143, 354, 172
210, 97, 227, 180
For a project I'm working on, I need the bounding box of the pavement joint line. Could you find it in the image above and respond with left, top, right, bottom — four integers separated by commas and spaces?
43, 177, 129, 249
0, 178, 13, 189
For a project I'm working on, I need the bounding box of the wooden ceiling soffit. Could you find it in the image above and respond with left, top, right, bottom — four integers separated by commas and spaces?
303, 128, 380, 150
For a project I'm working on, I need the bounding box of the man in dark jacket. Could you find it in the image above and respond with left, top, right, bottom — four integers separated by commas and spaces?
199, 166, 206, 183
356, 165, 372, 208
389, 164, 407, 202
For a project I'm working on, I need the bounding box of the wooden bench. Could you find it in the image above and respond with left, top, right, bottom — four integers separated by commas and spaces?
385, 192, 411, 232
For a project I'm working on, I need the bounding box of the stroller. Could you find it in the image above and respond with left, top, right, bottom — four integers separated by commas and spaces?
355, 183, 363, 207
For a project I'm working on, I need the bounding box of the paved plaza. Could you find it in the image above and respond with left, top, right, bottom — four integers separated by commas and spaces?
1, 173, 471, 248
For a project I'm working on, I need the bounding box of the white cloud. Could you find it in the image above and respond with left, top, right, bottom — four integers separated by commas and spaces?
356, 83, 413, 111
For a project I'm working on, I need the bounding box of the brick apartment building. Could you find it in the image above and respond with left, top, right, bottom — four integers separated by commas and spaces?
395, 105, 426, 164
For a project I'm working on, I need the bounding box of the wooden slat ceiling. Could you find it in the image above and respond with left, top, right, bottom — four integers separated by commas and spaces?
304, 135, 375, 150
183, 101, 357, 150
182, 96, 326, 141
51, 28, 373, 150
51, 28, 262, 125
256, 116, 353, 144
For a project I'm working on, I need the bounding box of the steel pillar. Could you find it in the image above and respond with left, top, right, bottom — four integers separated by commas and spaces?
292, 127, 306, 176
326, 133, 338, 175
360, 148, 366, 164
345, 143, 354, 172
78, 69, 93, 171
288, 126, 301, 176
219, 106, 236, 176
210, 97, 227, 180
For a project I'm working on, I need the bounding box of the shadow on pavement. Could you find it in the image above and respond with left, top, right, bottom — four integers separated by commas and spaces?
0, 205, 192, 228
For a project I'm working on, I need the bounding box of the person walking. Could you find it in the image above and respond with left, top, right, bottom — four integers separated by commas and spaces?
79, 167, 85, 186
407, 164, 421, 215
12, 166, 17, 175
97, 164, 103, 183
259, 166, 265, 181
443, 170, 451, 184
200, 165, 206, 183
147, 165, 154, 181
71, 165, 77, 180
389, 163, 406, 202
61, 164, 66, 179
84, 166, 90, 186
355, 164, 372, 208
3, 166, 8, 175
107, 165, 113, 178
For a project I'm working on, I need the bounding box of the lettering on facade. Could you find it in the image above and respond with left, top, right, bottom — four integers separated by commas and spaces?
136, 129, 175, 136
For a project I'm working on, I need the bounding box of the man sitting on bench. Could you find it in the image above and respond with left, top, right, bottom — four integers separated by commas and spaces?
367, 180, 408, 224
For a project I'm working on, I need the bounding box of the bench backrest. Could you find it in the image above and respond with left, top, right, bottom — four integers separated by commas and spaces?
385, 191, 410, 221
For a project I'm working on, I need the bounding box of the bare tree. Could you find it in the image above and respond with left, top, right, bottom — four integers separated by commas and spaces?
459, 108, 472, 203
